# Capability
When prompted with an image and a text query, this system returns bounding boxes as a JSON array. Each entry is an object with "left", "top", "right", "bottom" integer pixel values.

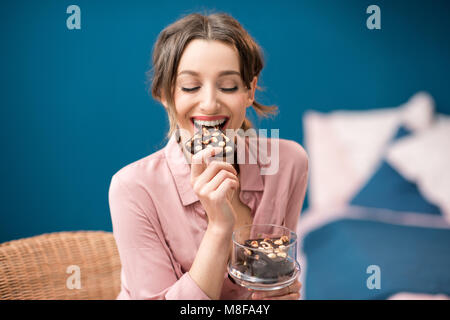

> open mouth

[{"left": 191, "top": 117, "right": 229, "bottom": 132}]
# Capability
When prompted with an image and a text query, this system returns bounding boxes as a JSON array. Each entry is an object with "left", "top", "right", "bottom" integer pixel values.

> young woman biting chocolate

[{"left": 108, "top": 12, "right": 308, "bottom": 300}]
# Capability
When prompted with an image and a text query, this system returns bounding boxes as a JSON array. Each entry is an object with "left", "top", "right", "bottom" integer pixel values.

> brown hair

[{"left": 147, "top": 11, "right": 278, "bottom": 139}]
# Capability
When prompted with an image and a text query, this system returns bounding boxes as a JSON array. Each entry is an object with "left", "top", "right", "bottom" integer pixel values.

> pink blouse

[{"left": 108, "top": 133, "right": 308, "bottom": 300}]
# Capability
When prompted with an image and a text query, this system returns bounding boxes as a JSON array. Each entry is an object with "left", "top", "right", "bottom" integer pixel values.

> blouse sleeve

[
  {"left": 283, "top": 143, "right": 309, "bottom": 233},
  {"left": 108, "top": 174, "right": 211, "bottom": 300}
]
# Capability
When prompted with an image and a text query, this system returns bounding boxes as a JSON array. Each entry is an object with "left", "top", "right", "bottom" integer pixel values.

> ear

[
  {"left": 160, "top": 91, "right": 168, "bottom": 110},
  {"left": 246, "top": 76, "right": 258, "bottom": 107}
]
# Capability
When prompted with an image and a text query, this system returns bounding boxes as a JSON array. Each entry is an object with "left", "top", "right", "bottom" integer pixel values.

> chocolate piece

[
  {"left": 185, "top": 125, "right": 235, "bottom": 157},
  {"left": 234, "top": 236, "right": 294, "bottom": 283}
]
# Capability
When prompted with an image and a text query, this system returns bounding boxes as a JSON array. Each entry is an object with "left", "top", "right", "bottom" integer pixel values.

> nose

[{"left": 199, "top": 83, "right": 220, "bottom": 113}]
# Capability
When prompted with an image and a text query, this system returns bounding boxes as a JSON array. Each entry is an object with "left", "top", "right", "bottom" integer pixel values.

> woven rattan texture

[{"left": 0, "top": 231, "right": 121, "bottom": 300}]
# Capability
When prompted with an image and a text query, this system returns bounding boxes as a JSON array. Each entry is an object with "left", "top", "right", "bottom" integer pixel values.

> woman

[{"left": 109, "top": 12, "right": 308, "bottom": 300}]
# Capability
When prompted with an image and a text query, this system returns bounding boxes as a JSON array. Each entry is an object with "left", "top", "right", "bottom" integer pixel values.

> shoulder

[
  {"left": 108, "top": 148, "right": 171, "bottom": 222},
  {"left": 109, "top": 148, "right": 167, "bottom": 198},
  {"left": 260, "top": 137, "right": 308, "bottom": 176},
  {"left": 278, "top": 138, "right": 308, "bottom": 171}
]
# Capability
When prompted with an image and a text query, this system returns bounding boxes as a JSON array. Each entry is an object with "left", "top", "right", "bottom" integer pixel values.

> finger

[
  {"left": 211, "top": 177, "right": 239, "bottom": 201},
  {"left": 191, "top": 147, "right": 224, "bottom": 179},
  {"left": 199, "top": 169, "right": 239, "bottom": 196},
  {"left": 252, "top": 280, "right": 301, "bottom": 300},
  {"left": 263, "top": 293, "right": 300, "bottom": 300},
  {"left": 290, "top": 279, "right": 302, "bottom": 292},
  {"left": 193, "top": 160, "right": 238, "bottom": 190},
  {"left": 252, "top": 287, "right": 289, "bottom": 300}
]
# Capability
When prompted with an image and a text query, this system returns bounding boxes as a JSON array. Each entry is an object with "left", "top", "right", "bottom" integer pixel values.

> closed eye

[
  {"left": 221, "top": 86, "right": 238, "bottom": 92},
  {"left": 181, "top": 86, "right": 238, "bottom": 93},
  {"left": 181, "top": 87, "right": 200, "bottom": 92}
]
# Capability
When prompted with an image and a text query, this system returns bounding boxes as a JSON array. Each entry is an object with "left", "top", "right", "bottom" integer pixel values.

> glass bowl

[{"left": 227, "top": 224, "right": 300, "bottom": 291}]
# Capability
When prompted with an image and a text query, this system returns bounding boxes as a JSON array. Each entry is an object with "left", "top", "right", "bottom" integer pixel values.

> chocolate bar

[
  {"left": 234, "top": 236, "right": 295, "bottom": 283},
  {"left": 185, "top": 125, "right": 235, "bottom": 157}
]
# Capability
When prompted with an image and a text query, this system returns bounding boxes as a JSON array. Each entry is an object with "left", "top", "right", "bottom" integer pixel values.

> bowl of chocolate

[{"left": 228, "top": 224, "right": 300, "bottom": 291}]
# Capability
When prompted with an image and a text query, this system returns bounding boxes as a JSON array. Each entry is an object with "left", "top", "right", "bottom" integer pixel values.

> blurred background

[{"left": 1, "top": 0, "right": 449, "bottom": 299}]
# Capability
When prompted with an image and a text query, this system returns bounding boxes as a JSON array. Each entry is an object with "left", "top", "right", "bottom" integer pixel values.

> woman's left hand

[{"left": 249, "top": 279, "right": 302, "bottom": 300}]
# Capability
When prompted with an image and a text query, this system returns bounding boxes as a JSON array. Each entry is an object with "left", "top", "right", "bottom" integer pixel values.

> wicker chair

[{"left": 0, "top": 231, "right": 121, "bottom": 300}]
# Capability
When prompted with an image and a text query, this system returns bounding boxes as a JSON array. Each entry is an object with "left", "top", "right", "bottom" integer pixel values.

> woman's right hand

[{"left": 190, "top": 147, "right": 240, "bottom": 233}]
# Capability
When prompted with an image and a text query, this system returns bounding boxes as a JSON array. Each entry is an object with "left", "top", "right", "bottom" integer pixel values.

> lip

[
  {"left": 190, "top": 116, "right": 230, "bottom": 132},
  {"left": 191, "top": 115, "right": 229, "bottom": 121}
]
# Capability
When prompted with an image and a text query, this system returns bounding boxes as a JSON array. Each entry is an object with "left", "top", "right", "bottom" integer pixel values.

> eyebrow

[{"left": 177, "top": 70, "right": 241, "bottom": 77}]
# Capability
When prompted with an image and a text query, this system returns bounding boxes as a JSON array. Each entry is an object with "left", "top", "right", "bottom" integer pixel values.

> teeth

[{"left": 193, "top": 118, "right": 227, "bottom": 127}]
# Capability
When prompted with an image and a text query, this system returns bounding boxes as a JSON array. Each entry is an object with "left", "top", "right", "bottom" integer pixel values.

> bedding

[
  {"left": 298, "top": 92, "right": 450, "bottom": 299},
  {"left": 303, "top": 92, "right": 435, "bottom": 212},
  {"left": 386, "top": 115, "right": 450, "bottom": 222},
  {"left": 350, "top": 125, "right": 441, "bottom": 215},
  {"left": 300, "top": 209, "right": 450, "bottom": 300}
]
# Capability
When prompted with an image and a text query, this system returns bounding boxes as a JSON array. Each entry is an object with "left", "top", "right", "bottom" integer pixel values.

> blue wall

[{"left": 1, "top": 0, "right": 449, "bottom": 243}]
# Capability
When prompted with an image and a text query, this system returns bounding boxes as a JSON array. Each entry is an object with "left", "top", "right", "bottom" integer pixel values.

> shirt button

[{"left": 242, "top": 193, "right": 250, "bottom": 201}]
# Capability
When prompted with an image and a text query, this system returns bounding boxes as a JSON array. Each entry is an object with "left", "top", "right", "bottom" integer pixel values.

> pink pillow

[{"left": 303, "top": 92, "right": 435, "bottom": 212}]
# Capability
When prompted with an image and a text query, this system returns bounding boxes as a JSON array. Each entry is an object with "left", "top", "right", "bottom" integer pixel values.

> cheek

[
  {"left": 173, "top": 94, "right": 192, "bottom": 118},
  {"left": 173, "top": 91, "right": 248, "bottom": 119},
  {"left": 231, "top": 95, "right": 249, "bottom": 118},
  {"left": 225, "top": 93, "right": 248, "bottom": 109}
]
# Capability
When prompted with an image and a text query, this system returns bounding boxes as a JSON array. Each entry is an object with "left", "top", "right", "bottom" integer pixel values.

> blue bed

[{"left": 299, "top": 108, "right": 450, "bottom": 299}]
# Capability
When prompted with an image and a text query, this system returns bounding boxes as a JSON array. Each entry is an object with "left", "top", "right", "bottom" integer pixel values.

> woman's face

[{"left": 164, "top": 39, "right": 257, "bottom": 142}]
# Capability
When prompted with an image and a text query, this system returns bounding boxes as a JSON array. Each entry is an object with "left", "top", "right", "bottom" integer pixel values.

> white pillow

[
  {"left": 386, "top": 115, "right": 450, "bottom": 222},
  {"left": 303, "top": 92, "right": 435, "bottom": 212}
]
